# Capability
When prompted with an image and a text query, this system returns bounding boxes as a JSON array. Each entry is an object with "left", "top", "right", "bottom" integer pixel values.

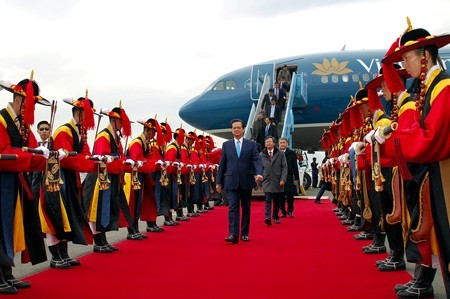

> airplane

[{"left": 179, "top": 48, "right": 450, "bottom": 151}]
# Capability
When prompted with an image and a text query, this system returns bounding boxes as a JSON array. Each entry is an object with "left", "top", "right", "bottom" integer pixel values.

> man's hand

[
  {"left": 216, "top": 184, "right": 222, "bottom": 194},
  {"left": 57, "top": 149, "right": 67, "bottom": 160},
  {"left": 36, "top": 146, "right": 49, "bottom": 159},
  {"left": 255, "top": 175, "right": 263, "bottom": 182},
  {"left": 280, "top": 181, "right": 285, "bottom": 187}
]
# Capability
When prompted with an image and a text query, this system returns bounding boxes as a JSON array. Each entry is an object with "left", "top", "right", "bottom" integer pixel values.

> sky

[{"left": 1, "top": 0, "right": 450, "bottom": 148}]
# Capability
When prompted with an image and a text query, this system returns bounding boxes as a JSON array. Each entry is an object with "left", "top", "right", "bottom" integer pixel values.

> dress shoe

[
  {"left": 274, "top": 219, "right": 280, "bottom": 224},
  {"left": 378, "top": 258, "right": 406, "bottom": 271},
  {"left": 0, "top": 282, "right": 17, "bottom": 294},
  {"left": 241, "top": 236, "right": 249, "bottom": 242},
  {"left": 280, "top": 213, "right": 287, "bottom": 218},
  {"left": 64, "top": 258, "right": 81, "bottom": 266},
  {"left": 127, "top": 233, "right": 144, "bottom": 240},
  {"left": 364, "top": 245, "right": 386, "bottom": 254},
  {"left": 93, "top": 244, "right": 113, "bottom": 253},
  {"left": 176, "top": 215, "right": 190, "bottom": 221},
  {"left": 264, "top": 218, "right": 272, "bottom": 226},
  {"left": 225, "top": 235, "right": 238, "bottom": 244},
  {"left": 337, "top": 215, "right": 347, "bottom": 220},
  {"left": 314, "top": 200, "right": 323, "bottom": 204},
  {"left": 50, "top": 259, "right": 71, "bottom": 270},
  {"left": 138, "top": 232, "right": 148, "bottom": 239},
  {"left": 288, "top": 212, "right": 294, "bottom": 217},
  {"left": 6, "top": 278, "right": 31, "bottom": 289},
  {"left": 147, "top": 226, "right": 165, "bottom": 232},
  {"left": 332, "top": 207, "right": 340, "bottom": 213}
]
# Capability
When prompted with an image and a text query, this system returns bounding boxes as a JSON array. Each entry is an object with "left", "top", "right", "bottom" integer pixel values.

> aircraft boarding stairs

[{"left": 244, "top": 72, "right": 309, "bottom": 193}]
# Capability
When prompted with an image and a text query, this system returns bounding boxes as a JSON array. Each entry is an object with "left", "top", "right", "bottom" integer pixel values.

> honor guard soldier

[
  {"left": 0, "top": 73, "right": 50, "bottom": 294},
  {"left": 40, "top": 95, "right": 97, "bottom": 269},
  {"left": 84, "top": 102, "right": 140, "bottom": 253},
  {"left": 379, "top": 20, "right": 450, "bottom": 298},
  {"left": 124, "top": 118, "right": 160, "bottom": 237}
]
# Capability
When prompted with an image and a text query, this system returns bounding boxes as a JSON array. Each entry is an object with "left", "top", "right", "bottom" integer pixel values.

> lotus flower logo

[{"left": 312, "top": 58, "right": 353, "bottom": 75}]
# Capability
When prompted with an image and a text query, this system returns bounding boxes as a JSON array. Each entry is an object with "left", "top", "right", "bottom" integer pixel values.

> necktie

[
  {"left": 236, "top": 140, "right": 241, "bottom": 158},
  {"left": 269, "top": 151, "right": 273, "bottom": 158}
]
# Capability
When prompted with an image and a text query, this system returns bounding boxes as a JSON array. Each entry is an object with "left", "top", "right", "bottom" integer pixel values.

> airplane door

[{"left": 250, "top": 63, "right": 275, "bottom": 100}]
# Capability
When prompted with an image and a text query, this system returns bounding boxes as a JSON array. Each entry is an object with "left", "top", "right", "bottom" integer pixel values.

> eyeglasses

[{"left": 39, "top": 127, "right": 50, "bottom": 131}]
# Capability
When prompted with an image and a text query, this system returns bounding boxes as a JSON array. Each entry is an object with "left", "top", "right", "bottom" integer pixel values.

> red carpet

[{"left": 16, "top": 200, "right": 411, "bottom": 299}]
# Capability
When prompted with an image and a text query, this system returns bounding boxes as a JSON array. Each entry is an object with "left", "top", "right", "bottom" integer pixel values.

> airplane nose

[{"left": 179, "top": 91, "right": 251, "bottom": 131}]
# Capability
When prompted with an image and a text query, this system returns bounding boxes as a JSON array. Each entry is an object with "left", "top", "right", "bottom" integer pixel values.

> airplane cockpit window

[
  {"left": 342, "top": 75, "right": 349, "bottom": 83},
  {"left": 213, "top": 81, "right": 225, "bottom": 91},
  {"left": 321, "top": 76, "right": 328, "bottom": 84},
  {"left": 331, "top": 75, "right": 338, "bottom": 83},
  {"left": 225, "top": 80, "right": 237, "bottom": 90}
]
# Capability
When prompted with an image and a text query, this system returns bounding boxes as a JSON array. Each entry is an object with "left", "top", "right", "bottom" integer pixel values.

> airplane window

[
  {"left": 213, "top": 81, "right": 224, "bottom": 91},
  {"left": 352, "top": 74, "right": 359, "bottom": 82},
  {"left": 331, "top": 75, "right": 338, "bottom": 83},
  {"left": 342, "top": 75, "right": 349, "bottom": 83},
  {"left": 362, "top": 74, "right": 370, "bottom": 82},
  {"left": 321, "top": 76, "right": 328, "bottom": 84},
  {"left": 226, "top": 80, "right": 237, "bottom": 90}
]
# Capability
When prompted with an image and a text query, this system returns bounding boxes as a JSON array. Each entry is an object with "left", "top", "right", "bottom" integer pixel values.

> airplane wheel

[{"left": 303, "top": 173, "right": 312, "bottom": 190}]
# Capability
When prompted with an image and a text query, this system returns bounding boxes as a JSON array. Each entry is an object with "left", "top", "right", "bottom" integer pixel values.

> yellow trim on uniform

[
  {"left": 430, "top": 78, "right": 450, "bottom": 106},
  {"left": 398, "top": 101, "right": 416, "bottom": 116},
  {"left": 13, "top": 194, "right": 25, "bottom": 254},
  {"left": 53, "top": 120, "right": 75, "bottom": 139},
  {"left": 87, "top": 179, "right": 100, "bottom": 222},
  {"left": 123, "top": 173, "right": 132, "bottom": 204},
  {"left": 38, "top": 197, "right": 53, "bottom": 234},
  {"left": 59, "top": 194, "right": 71, "bottom": 232}
]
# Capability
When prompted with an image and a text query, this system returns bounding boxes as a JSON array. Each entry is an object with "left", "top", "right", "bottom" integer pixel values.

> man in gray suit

[
  {"left": 216, "top": 119, "right": 263, "bottom": 243},
  {"left": 260, "top": 136, "right": 287, "bottom": 225}
]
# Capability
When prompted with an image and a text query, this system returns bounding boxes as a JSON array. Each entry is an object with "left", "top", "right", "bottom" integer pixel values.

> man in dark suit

[
  {"left": 216, "top": 119, "right": 263, "bottom": 243},
  {"left": 263, "top": 117, "right": 278, "bottom": 142},
  {"left": 265, "top": 99, "right": 281, "bottom": 126},
  {"left": 262, "top": 88, "right": 277, "bottom": 110},
  {"left": 273, "top": 82, "right": 286, "bottom": 110},
  {"left": 278, "top": 138, "right": 299, "bottom": 217}
]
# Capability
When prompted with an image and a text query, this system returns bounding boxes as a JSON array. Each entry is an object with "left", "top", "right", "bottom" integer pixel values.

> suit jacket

[
  {"left": 273, "top": 88, "right": 285, "bottom": 106},
  {"left": 284, "top": 148, "right": 300, "bottom": 184},
  {"left": 263, "top": 123, "right": 278, "bottom": 141},
  {"left": 265, "top": 104, "right": 281, "bottom": 124},
  {"left": 260, "top": 147, "right": 287, "bottom": 193},
  {"left": 262, "top": 94, "right": 278, "bottom": 109},
  {"left": 216, "top": 138, "right": 262, "bottom": 190}
]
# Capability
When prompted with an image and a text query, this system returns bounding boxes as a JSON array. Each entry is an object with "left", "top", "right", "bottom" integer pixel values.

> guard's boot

[
  {"left": 395, "top": 264, "right": 420, "bottom": 293},
  {"left": 0, "top": 265, "right": 30, "bottom": 290},
  {"left": 101, "top": 232, "right": 119, "bottom": 250},
  {"left": 378, "top": 250, "right": 406, "bottom": 271},
  {"left": 176, "top": 208, "right": 190, "bottom": 221},
  {"left": 49, "top": 244, "right": 71, "bottom": 269},
  {"left": 364, "top": 233, "right": 386, "bottom": 254},
  {"left": 396, "top": 264, "right": 436, "bottom": 298},
  {"left": 347, "top": 215, "right": 363, "bottom": 231},
  {"left": 354, "top": 231, "right": 373, "bottom": 240},
  {"left": 93, "top": 233, "right": 112, "bottom": 253},
  {"left": 147, "top": 221, "right": 165, "bottom": 232},
  {"left": 58, "top": 241, "right": 81, "bottom": 266},
  {"left": 0, "top": 268, "right": 17, "bottom": 294},
  {"left": 127, "top": 227, "right": 143, "bottom": 240}
]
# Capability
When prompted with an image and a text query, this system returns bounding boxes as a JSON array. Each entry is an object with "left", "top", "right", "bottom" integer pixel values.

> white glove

[
  {"left": 172, "top": 161, "right": 180, "bottom": 167},
  {"left": 125, "top": 159, "right": 135, "bottom": 167},
  {"left": 342, "top": 153, "right": 349, "bottom": 164},
  {"left": 200, "top": 164, "right": 205, "bottom": 169},
  {"left": 193, "top": 165, "right": 197, "bottom": 170},
  {"left": 180, "top": 162, "right": 185, "bottom": 168},
  {"left": 364, "top": 130, "right": 375, "bottom": 145},
  {"left": 374, "top": 129, "right": 386, "bottom": 144},
  {"left": 329, "top": 158, "right": 334, "bottom": 164},
  {"left": 136, "top": 161, "right": 144, "bottom": 168},
  {"left": 36, "top": 146, "right": 49, "bottom": 159},
  {"left": 57, "top": 148, "right": 67, "bottom": 160},
  {"left": 156, "top": 160, "right": 164, "bottom": 166},
  {"left": 105, "top": 155, "right": 115, "bottom": 164},
  {"left": 187, "top": 164, "right": 192, "bottom": 169}
]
